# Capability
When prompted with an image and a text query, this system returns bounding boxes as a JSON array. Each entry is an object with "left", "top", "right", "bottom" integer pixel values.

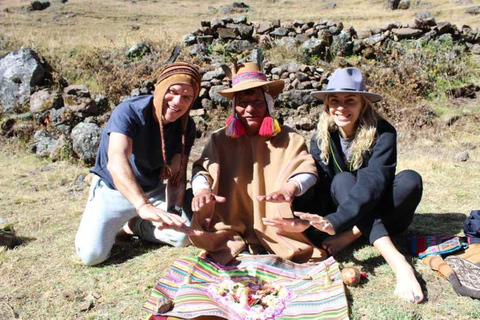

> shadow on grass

[
  {"left": 99, "top": 237, "right": 166, "bottom": 266},
  {"left": 10, "top": 236, "right": 36, "bottom": 248},
  {"left": 406, "top": 212, "right": 468, "bottom": 236}
]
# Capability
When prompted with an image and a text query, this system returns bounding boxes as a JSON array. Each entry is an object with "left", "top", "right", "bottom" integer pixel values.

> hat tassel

[
  {"left": 259, "top": 116, "right": 281, "bottom": 137},
  {"left": 225, "top": 115, "right": 246, "bottom": 138}
]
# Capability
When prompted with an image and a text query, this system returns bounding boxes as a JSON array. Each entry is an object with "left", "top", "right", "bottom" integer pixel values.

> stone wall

[
  {"left": 1, "top": 16, "right": 479, "bottom": 164},
  {"left": 185, "top": 15, "right": 479, "bottom": 116}
]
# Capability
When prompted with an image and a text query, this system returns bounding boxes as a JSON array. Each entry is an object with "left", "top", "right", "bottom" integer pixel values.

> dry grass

[
  {"left": 399, "top": 119, "right": 480, "bottom": 217},
  {"left": 0, "top": 139, "right": 202, "bottom": 318},
  {"left": 1, "top": 0, "right": 480, "bottom": 319},
  {"left": 0, "top": 116, "right": 479, "bottom": 319},
  {"left": 1, "top": 0, "right": 479, "bottom": 56}
]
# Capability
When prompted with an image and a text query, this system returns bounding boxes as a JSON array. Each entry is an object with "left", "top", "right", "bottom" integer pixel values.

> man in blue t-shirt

[{"left": 75, "top": 62, "right": 202, "bottom": 266}]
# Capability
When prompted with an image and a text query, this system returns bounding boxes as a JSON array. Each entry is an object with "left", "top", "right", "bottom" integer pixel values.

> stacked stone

[
  {"left": 184, "top": 16, "right": 480, "bottom": 60},
  {"left": 184, "top": 16, "right": 256, "bottom": 56},
  {"left": 2, "top": 16, "right": 480, "bottom": 164},
  {"left": 0, "top": 48, "right": 107, "bottom": 164},
  {"left": 192, "top": 60, "right": 327, "bottom": 109},
  {"left": 30, "top": 84, "right": 106, "bottom": 164}
]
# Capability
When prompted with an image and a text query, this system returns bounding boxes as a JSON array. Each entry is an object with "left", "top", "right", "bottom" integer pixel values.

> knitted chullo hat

[{"left": 153, "top": 62, "right": 201, "bottom": 180}]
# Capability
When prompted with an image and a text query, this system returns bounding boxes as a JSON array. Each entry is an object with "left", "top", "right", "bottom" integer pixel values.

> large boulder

[
  {"left": 70, "top": 122, "right": 102, "bottom": 165},
  {"left": 387, "top": 0, "right": 401, "bottom": 10},
  {"left": 0, "top": 48, "right": 51, "bottom": 114},
  {"left": 363, "top": 34, "right": 386, "bottom": 47},
  {"left": 31, "top": 0, "right": 50, "bottom": 10}
]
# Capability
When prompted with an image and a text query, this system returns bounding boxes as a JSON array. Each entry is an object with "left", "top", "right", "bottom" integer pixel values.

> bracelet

[{"left": 136, "top": 202, "right": 150, "bottom": 212}]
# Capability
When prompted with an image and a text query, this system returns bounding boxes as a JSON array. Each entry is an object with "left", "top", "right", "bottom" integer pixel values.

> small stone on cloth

[{"left": 154, "top": 296, "right": 173, "bottom": 314}]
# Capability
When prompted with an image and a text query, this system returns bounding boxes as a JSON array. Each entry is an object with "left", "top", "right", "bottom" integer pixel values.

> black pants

[{"left": 295, "top": 170, "right": 423, "bottom": 246}]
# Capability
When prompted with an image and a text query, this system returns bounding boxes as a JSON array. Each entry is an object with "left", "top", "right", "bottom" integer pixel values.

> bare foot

[
  {"left": 393, "top": 259, "right": 424, "bottom": 303},
  {"left": 116, "top": 217, "right": 138, "bottom": 238},
  {"left": 322, "top": 227, "right": 362, "bottom": 255}
]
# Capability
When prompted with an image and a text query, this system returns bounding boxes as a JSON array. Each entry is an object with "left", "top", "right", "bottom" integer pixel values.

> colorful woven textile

[
  {"left": 445, "top": 256, "right": 480, "bottom": 299},
  {"left": 409, "top": 236, "right": 469, "bottom": 258},
  {"left": 143, "top": 254, "right": 348, "bottom": 319}
]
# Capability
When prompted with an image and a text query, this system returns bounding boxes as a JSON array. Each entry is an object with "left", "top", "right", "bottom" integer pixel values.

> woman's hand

[
  {"left": 294, "top": 212, "right": 336, "bottom": 235},
  {"left": 262, "top": 216, "right": 310, "bottom": 233},
  {"left": 192, "top": 189, "right": 226, "bottom": 212},
  {"left": 257, "top": 181, "right": 299, "bottom": 203}
]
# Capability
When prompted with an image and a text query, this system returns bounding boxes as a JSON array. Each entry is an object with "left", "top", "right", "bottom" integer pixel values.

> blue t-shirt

[{"left": 91, "top": 95, "right": 196, "bottom": 191}]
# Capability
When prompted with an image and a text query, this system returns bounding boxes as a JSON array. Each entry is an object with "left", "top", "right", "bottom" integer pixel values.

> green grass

[
  {"left": 1, "top": 117, "right": 480, "bottom": 319},
  {"left": 1, "top": 0, "right": 480, "bottom": 318}
]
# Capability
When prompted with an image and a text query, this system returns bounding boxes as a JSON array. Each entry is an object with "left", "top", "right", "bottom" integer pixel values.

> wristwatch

[{"left": 168, "top": 205, "right": 182, "bottom": 215}]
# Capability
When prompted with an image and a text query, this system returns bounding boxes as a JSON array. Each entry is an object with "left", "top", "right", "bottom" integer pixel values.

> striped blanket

[
  {"left": 143, "top": 254, "right": 348, "bottom": 319},
  {"left": 409, "top": 236, "right": 469, "bottom": 258}
]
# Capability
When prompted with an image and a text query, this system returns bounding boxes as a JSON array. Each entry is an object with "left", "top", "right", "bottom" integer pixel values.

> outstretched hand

[
  {"left": 257, "top": 181, "right": 299, "bottom": 203},
  {"left": 294, "top": 212, "right": 336, "bottom": 235},
  {"left": 262, "top": 216, "right": 310, "bottom": 233},
  {"left": 192, "top": 189, "right": 226, "bottom": 212},
  {"left": 137, "top": 204, "right": 203, "bottom": 236}
]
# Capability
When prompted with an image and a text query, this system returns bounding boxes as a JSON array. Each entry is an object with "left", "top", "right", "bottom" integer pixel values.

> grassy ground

[
  {"left": 1, "top": 0, "right": 480, "bottom": 319},
  {"left": 0, "top": 116, "right": 479, "bottom": 319}
]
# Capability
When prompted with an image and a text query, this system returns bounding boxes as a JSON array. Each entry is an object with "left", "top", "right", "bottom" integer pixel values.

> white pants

[{"left": 75, "top": 175, "right": 190, "bottom": 266}]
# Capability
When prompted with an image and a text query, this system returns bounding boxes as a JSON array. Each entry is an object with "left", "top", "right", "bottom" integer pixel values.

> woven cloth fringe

[{"left": 409, "top": 236, "right": 469, "bottom": 258}]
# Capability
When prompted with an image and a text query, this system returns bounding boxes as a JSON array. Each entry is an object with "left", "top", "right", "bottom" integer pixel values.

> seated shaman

[{"left": 188, "top": 62, "right": 327, "bottom": 264}]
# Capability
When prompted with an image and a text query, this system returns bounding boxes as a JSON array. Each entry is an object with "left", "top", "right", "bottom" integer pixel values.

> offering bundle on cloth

[{"left": 143, "top": 253, "right": 349, "bottom": 320}]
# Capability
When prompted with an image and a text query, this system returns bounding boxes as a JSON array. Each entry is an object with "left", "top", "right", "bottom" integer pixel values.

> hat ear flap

[
  {"left": 264, "top": 92, "right": 274, "bottom": 113},
  {"left": 225, "top": 97, "right": 246, "bottom": 138}
]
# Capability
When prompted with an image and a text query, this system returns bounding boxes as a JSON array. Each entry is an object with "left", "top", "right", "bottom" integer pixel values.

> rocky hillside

[{"left": 0, "top": 8, "right": 479, "bottom": 165}]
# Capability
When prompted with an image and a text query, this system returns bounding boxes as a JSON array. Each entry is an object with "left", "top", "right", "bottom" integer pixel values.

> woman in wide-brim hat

[
  {"left": 265, "top": 67, "right": 425, "bottom": 303},
  {"left": 187, "top": 62, "right": 326, "bottom": 265}
]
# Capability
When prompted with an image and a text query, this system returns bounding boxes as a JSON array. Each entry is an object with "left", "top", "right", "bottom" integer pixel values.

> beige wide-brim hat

[{"left": 219, "top": 62, "right": 285, "bottom": 99}]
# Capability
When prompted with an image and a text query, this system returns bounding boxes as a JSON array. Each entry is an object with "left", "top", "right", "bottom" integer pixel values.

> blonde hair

[{"left": 316, "top": 95, "right": 384, "bottom": 171}]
